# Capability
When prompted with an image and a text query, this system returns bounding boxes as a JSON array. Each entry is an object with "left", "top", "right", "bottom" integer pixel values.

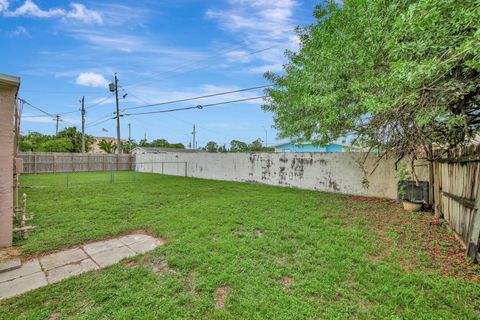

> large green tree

[
  {"left": 264, "top": 0, "right": 480, "bottom": 169},
  {"left": 205, "top": 141, "right": 219, "bottom": 153},
  {"left": 19, "top": 127, "right": 94, "bottom": 153}
]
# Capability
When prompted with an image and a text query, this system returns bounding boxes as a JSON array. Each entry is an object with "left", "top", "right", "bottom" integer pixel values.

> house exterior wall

[
  {"left": 135, "top": 151, "right": 430, "bottom": 200},
  {"left": 274, "top": 143, "right": 344, "bottom": 153},
  {"left": 0, "top": 77, "right": 19, "bottom": 247}
]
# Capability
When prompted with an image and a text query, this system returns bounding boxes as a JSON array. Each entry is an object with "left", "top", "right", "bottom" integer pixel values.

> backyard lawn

[{"left": 1, "top": 172, "right": 480, "bottom": 319}]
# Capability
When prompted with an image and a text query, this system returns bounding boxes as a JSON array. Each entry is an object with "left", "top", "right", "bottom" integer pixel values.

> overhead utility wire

[
  {"left": 124, "top": 41, "right": 248, "bottom": 88},
  {"left": 123, "top": 85, "right": 272, "bottom": 111},
  {"left": 20, "top": 98, "right": 55, "bottom": 117},
  {"left": 86, "top": 117, "right": 114, "bottom": 128},
  {"left": 20, "top": 93, "right": 114, "bottom": 119},
  {"left": 123, "top": 96, "right": 267, "bottom": 117},
  {"left": 126, "top": 46, "right": 275, "bottom": 89}
]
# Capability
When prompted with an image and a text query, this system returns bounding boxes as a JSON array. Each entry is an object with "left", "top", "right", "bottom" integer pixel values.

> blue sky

[{"left": 1, "top": 0, "right": 318, "bottom": 147}]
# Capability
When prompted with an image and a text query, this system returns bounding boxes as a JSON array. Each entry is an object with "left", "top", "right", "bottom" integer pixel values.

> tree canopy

[
  {"left": 264, "top": 0, "right": 480, "bottom": 167},
  {"left": 20, "top": 127, "right": 93, "bottom": 153},
  {"left": 138, "top": 138, "right": 185, "bottom": 149}
]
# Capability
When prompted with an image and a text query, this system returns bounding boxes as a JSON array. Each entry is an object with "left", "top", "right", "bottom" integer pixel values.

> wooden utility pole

[
  {"left": 55, "top": 115, "right": 61, "bottom": 135},
  {"left": 81, "top": 96, "right": 86, "bottom": 153},
  {"left": 192, "top": 124, "right": 196, "bottom": 150},
  {"left": 127, "top": 123, "right": 131, "bottom": 153},
  {"left": 114, "top": 73, "right": 122, "bottom": 154}
]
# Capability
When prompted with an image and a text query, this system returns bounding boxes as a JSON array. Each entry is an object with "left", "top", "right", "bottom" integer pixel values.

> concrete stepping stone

[
  {"left": 118, "top": 234, "right": 155, "bottom": 246},
  {"left": 83, "top": 239, "right": 124, "bottom": 256},
  {"left": 0, "top": 259, "right": 42, "bottom": 283},
  {"left": 0, "top": 259, "right": 21, "bottom": 274},
  {"left": 0, "top": 272, "right": 47, "bottom": 300},
  {"left": 90, "top": 246, "right": 136, "bottom": 268},
  {"left": 40, "top": 248, "right": 87, "bottom": 271},
  {"left": 128, "top": 238, "right": 164, "bottom": 254},
  {"left": 0, "top": 234, "right": 163, "bottom": 300},
  {"left": 47, "top": 259, "right": 98, "bottom": 284}
]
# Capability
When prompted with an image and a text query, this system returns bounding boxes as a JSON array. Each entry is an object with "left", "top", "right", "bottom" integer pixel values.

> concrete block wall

[{"left": 135, "top": 152, "right": 430, "bottom": 199}]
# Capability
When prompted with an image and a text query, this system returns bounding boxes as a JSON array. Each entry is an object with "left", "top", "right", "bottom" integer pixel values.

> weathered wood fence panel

[
  {"left": 19, "top": 152, "right": 133, "bottom": 173},
  {"left": 433, "top": 145, "right": 480, "bottom": 260}
]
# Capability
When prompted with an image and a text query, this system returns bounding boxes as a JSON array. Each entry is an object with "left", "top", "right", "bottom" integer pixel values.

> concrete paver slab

[
  {"left": 83, "top": 239, "right": 124, "bottom": 255},
  {"left": 40, "top": 248, "right": 87, "bottom": 271},
  {"left": 118, "top": 234, "right": 154, "bottom": 246},
  {"left": 90, "top": 246, "right": 136, "bottom": 267},
  {"left": 0, "top": 234, "right": 164, "bottom": 300},
  {"left": 0, "top": 272, "right": 47, "bottom": 300},
  {"left": 128, "top": 238, "right": 164, "bottom": 254},
  {"left": 0, "top": 259, "right": 42, "bottom": 283},
  {"left": 47, "top": 259, "right": 98, "bottom": 284},
  {"left": 0, "top": 259, "right": 21, "bottom": 274}
]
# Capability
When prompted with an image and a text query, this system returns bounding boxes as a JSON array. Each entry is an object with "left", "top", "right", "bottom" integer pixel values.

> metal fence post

[{"left": 110, "top": 162, "right": 114, "bottom": 184}]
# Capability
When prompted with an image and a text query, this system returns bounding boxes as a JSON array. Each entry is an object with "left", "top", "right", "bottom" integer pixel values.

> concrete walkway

[{"left": 0, "top": 234, "right": 163, "bottom": 300}]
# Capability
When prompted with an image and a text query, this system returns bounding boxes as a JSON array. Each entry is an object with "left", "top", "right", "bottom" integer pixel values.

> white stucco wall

[{"left": 135, "top": 152, "right": 430, "bottom": 200}]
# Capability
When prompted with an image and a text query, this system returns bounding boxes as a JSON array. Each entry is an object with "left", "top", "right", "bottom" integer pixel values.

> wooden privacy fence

[
  {"left": 432, "top": 144, "right": 480, "bottom": 261},
  {"left": 19, "top": 152, "right": 134, "bottom": 173}
]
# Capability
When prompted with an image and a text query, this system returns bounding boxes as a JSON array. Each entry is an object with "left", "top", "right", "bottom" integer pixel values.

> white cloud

[
  {"left": 0, "top": 0, "right": 9, "bottom": 12},
  {"left": 3, "top": 1, "right": 102, "bottom": 24},
  {"left": 5, "top": 0, "right": 65, "bottom": 18},
  {"left": 64, "top": 3, "right": 102, "bottom": 24},
  {"left": 76, "top": 72, "right": 109, "bottom": 88},
  {"left": 206, "top": 0, "right": 299, "bottom": 73},
  {"left": 8, "top": 26, "right": 30, "bottom": 37}
]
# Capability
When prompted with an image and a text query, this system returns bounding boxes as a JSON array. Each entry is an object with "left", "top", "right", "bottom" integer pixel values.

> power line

[
  {"left": 125, "top": 46, "right": 275, "bottom": 89},
  {"left": 123, "top": 96, "right": 267, "bottom": 117},
  {"left": 123, "top": 84, "right": 272, "bottom": 111},
  {"left": 85, "top": 114, "right": 114, "bottom": 128},
  {"left": 20, "top": 98, "right": 55, "bottom": 117},
  {"left": 124, "top": 41, "right": 248, "bottom": 89},
  {"left": 85, "top": 93, "right": 115, "bottom": 110}
]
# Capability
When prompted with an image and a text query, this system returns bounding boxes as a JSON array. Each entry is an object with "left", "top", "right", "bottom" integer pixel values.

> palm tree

[{"left": 98, "top": 139, "right": 117, "bottom": 154}]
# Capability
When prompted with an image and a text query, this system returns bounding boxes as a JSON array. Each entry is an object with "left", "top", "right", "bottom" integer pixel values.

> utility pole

[
  {"left": 112, "top": 73, "right": 122, "bottom": 154},
  {"left": 81, "top": 96, "right": 86, "bottom": 153},
  {"left": 192, "top": 124, "right": 196, "bottom": 150},
  {"left": 127, "top": 123, "right": 131, "bottom": 153},
  {"left": 55, "top": 115, "right": 60, "bottom": 135}
]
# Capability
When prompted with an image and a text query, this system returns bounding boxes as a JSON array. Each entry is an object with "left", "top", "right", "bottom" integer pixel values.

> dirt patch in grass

[
  {"left": 255, "top": 229, "right": 263, "bottom": 238},
  {"left": 126, "top": 255, "right": 175, "bottom": 274},
  {"left": 48, "top": 312, "right": 61, "bottom": 320},
  {"left": 346, "top": 196, "right": 480, "bottom": 282},
  {"left": 279, "top": 276, "right": 295, "bottom": 291},
  {"left": 0, "top": 246, "right": 22, "bottom": 263},
  {"left": 214, "top": 286, "right": 229, "bottom": 310}
]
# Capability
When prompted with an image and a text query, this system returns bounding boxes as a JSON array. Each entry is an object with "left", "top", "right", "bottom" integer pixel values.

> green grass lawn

[{"left": 2, "top": 172, "right": 480, "bottom": 319}]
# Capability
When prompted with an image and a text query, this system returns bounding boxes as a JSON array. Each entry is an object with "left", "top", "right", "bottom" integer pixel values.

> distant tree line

[
  {"left": 19, "top": 127, "right": 274, "bottom": 154},
  {"left": 20, "top": 127, "right": 94, "bottom": 153},
  {"left": 19, "top": 127, "right": 186, "bottom": 154},
  {"left": 202, "top": 138, "right": 274, "bottom": 153}
]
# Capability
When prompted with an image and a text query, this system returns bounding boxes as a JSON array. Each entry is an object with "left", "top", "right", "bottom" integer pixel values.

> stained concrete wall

[
  {"left": 135, "top": 152, "right": 429, "bottom": 199},
  {"left": 0, "top": 75, "right": 20, "bottom": 247}
]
